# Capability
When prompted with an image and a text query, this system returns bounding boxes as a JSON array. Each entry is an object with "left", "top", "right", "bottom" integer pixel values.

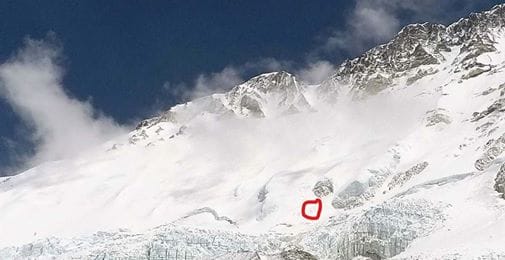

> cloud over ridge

[{"left": 0, "top": 36, "right": 126, "bottom": 171}]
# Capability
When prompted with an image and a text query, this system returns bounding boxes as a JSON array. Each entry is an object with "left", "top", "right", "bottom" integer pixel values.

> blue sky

[{"left": 0, "top": 0, "right": 503, "bottom": 174}]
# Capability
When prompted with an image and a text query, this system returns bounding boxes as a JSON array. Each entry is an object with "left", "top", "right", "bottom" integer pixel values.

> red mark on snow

[{"left": 301, "top": 198, "right": 322, "bottom": 221}]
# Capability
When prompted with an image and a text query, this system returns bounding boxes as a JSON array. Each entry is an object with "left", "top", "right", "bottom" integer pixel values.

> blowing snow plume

[{"left": 0, "top": 37, "right": 126, "bottom": 173}]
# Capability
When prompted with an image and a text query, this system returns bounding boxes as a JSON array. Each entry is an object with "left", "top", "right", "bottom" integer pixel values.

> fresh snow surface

[{"left": 2, "top": 7, "right": 505, "bottom": 260}]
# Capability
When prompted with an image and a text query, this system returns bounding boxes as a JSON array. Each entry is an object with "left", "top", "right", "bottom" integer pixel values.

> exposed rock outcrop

[
  {"left": 280, "top": 249, "right": 318, "bottom": 260},
  {"left": 387, "top": 162, "right": 429, "bottom": 191},
  {"left": 495, "top": 163, "right": 505, "bottom": 198},
  {"left": 225, "top": 71, "right": 311, "bottom": 117},
  {"left": 475, "top": 133, "right": 505, "bottom": 171},
  {"left": 312, "top": 178, "right": 334, "bottom": 198},
  {"left": 320, "top": 4, "right": 505, "bottom": 99},
  {"left": 425, "top": 110, "right": 451, "bottom": 126},
  {"left": 472, "top": 98, "right": 505, "bottom": 122}
]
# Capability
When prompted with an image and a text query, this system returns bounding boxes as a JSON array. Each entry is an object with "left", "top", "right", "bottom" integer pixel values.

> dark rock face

[
  {"left": 321, "top": 4, "right": 505, "bottom": 98},
  {"left": 328, "top": 23, "right": 449, "bottom": 97},
  {"left": 387, "top": 162, "right": 429, "bottom": 191},
  {"left": 280, "top": 249, "right": 318, "bottom": 260},
  {"left": 463, "top": 65, "right": 492, "bottom": 79},
  {"left": 475, "top": 133, "right": 505, "bottom": 171},
  {"left": 459, "top": 35, "right": 497, "bottom": 62},
  {"left": 472, "top": 98, "right": 505, "bottom": 122},
  {"left": 406, "top": 68, "right": 438, "bottom": 85},
  {"left": 312, "top": 178, "right": 334, "bottom": 198},
  {"left": 495, "top": 163, "right": 505, "bottom": 198},
  {"left": 425, "top": 110, "right": 451, "bottom": 127},
  {"left": 226, "top": 71, "right": 311, "bottom": 117},
  {"left": 257, "top": 185, "right": 268, "bottom": 203},
  {"left": 239, "top": 95, "right": 265, "bottom": 117}
]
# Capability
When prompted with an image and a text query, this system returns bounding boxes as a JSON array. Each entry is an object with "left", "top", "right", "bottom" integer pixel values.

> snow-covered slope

[{"left": 2, "top": 4, "right": 505, "bottom": 260}]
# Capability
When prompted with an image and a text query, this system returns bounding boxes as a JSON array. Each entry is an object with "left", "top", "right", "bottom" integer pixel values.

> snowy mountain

[{"left": 2, "top": 4, "right": 505, "bottom": 259}]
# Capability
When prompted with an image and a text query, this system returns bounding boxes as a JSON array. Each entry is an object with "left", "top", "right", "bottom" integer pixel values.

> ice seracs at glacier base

[{"left": 3, "top": 4, "right": 505, "bottom": 260}]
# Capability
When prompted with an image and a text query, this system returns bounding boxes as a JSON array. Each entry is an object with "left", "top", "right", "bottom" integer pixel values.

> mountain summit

[
  {"left": 321, "top": 4, "right": 505, "bottom": 99},
  {"left": 226, "top": 71, "right": 311, "bottom": 117},
  {"left": 2, "top": 4, "right": 505, "bottom": 260}
]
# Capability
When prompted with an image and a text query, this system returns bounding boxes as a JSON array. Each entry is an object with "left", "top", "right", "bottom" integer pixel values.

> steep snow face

[{"left": 2, "top": 4, "right": 505, "bottom": 260}]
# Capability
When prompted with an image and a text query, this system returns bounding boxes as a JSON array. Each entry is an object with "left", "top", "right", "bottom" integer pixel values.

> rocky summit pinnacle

[
  {"left": 225, "top": 71, "right": 311, "bottom": 117},
  {"left": 320, "top": 4, "right": 505, "bottom": 99},
  {"left": 131, "top": 71, "right": 311, "bottom": 140}
]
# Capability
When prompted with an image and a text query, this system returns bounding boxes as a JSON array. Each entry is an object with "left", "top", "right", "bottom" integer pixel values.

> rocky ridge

[{"left": 320, "top": 4, "right": 505, "bottom": 98}]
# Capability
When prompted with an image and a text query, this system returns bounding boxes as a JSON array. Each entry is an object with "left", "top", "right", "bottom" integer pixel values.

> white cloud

[
  {"left": 321, "top": 0, "right": 402, "bottom": 54},
  {"left": 163, "top": 57, "right": 293, "bottom": 101},
  {"left": 241, "top": 57, "right": 288, "bottom": 73},
  {"left": 297, "top": 61, "right": 336, "bottom": 85},
  {"left": 351, "top": 3, "right": 400, "bottom": 43},
  {"left": 0, "top": 37, "right": 126, "bottom": 169},
  {"left": 192, "top": 66, "right": 243, "bottom": 98},
  {"left": 161, "top": 57, "right": 337, "bottom": 103},
  {"left": 319, "top": 0, "right": 478, "bottom": 55}
]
